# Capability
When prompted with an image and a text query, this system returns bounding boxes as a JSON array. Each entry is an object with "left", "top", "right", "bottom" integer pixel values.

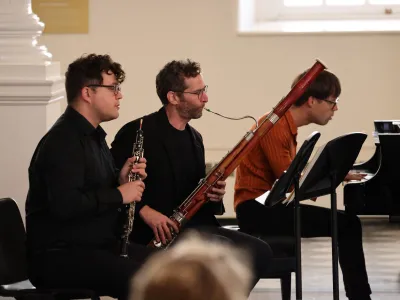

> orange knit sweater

[{"left": 234, "top": 111, "right": 298, "bottom": 210}]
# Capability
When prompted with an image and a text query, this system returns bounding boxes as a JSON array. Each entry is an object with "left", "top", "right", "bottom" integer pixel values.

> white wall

[{"left": 20, "top": 0, "right": 400, "bottom": 217}]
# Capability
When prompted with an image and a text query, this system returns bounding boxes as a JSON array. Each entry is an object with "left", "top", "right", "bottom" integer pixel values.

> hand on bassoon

[
  {"left": 206, "top": 180, "right": 226, "bottom": 202},
  {"left": 140, "top": 205, "right": 179, "bottom": 245}
]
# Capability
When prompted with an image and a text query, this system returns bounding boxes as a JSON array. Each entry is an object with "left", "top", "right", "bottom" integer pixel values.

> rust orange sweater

[{"left": 234, "top": 111, "right": 298, "bottom": 210}]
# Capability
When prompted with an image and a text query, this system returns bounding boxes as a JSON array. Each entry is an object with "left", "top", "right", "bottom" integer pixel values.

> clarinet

[
  {"left": 120, "top": 119, "right": 144, "bottom": 258},
  {"left": 148, "top": 60, "right": 326, "bottom": 250}
]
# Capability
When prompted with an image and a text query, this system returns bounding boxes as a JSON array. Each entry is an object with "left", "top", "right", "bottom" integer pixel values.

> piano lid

[
  {"left": 374, "top": 120, "right": 400, "bottom": 133},
  {"left": 373, "top": 120, "right": 400, "bottom": 144}
]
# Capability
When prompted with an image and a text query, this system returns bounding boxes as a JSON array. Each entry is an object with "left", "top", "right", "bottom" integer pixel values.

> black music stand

[
  {"left": 297, "top": 132, "right": 366, "bottom": 300},
  {"left": 263, "top": 131, "right": 321, "bottom": 300},
  {"left": 268, "top": 132, "right": 367, "bottom": 300}
]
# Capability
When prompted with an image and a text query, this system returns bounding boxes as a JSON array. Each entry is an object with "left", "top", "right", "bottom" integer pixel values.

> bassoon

[{"left": 149, "top": 60, "right": 326, "bottom": 249}]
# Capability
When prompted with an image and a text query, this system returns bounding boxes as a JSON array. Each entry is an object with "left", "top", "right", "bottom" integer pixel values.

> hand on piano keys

[{"left": 344, "top": 171, "right": 369, "bottom": 183}]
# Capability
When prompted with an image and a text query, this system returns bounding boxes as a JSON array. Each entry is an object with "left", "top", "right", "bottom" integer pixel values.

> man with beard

[{"left": 110, "top": 59, "right": 273, "bottom": 294}]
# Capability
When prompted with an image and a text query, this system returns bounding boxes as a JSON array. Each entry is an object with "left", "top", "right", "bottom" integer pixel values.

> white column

[{"left": 0, "top": 0, "right": 64, "bottom": 218}]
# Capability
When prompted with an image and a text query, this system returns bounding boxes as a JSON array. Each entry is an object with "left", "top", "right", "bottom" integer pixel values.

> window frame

[
  {"left": 239, "top": 0, "right": 400, "bottom": 34},
  {"left": 256, "top": 0, "right": 400, "bottom": 21}
]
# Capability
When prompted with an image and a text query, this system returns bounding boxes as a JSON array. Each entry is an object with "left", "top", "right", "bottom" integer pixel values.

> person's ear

[
  {"left": 306, "top": 96, "right": 315, "bottom": 108},
  {"left": 167, "top": 91, "right": 179, "bottom": 105},
  {"left": 81, "top": 87, "right": 92, "bottom": 104}
]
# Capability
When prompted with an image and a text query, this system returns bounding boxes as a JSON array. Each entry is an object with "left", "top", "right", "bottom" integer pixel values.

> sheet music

[
  {"left": 255, "top": 190, "right": 271, "bottom": 205},
  {"left": 282, "top": 191, "right": 294, "bottom": 205},
  {"left": 255, "top": 191, "right": 292, "bottom": 206},
  {"left": 283, "top": 143, "right": 327, "bottom": 205}
]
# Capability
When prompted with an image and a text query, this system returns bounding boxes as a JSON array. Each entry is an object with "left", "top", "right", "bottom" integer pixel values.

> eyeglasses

[
  {"left": 87, "top": 84, "right": 121, "bottom": 95},
  {"left": 321, "top": 97, "right": 339, "bottom": 109},
  {"left": 175, "top": 85, "right": 208, "bottom": 99}
]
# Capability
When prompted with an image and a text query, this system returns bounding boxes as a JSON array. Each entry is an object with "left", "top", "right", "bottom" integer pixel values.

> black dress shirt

[{"left": 26, "top": 106, "right": 124, "bottom": 253}]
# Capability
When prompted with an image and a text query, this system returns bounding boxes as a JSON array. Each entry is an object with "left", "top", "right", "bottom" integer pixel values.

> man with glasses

[
  {"left": 110, "top": 59, "right": 273, "bottom": 294},
  {"left": 234, "top": 69, "right": 372, "bottom": 300},
  {"left": 25, "top": 53, "right": 155, "bottom": 300}
]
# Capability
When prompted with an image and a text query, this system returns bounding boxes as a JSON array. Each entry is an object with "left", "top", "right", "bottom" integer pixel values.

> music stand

[
  {"left": 263, "top": 131, "right": 321, "bottom": 300},
  {"left": 271, "top": 132, "right": 367, "bottom": 300},
  {"left": 265, "top": 131, "right": 321, "bottom": 207}
]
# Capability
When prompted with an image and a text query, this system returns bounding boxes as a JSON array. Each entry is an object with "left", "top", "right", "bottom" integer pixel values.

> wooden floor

[{"left": 249, "top": 218, "right": 400, "bottom": 300}]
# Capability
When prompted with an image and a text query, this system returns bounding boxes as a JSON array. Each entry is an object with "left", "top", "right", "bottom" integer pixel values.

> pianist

[{"left": 234, "top": 69, "right": 372, "bottom": 300}]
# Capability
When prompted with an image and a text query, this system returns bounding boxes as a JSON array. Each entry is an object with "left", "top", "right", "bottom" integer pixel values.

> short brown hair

[{"left": 156, "top": 59, "right": 201, "bottom": 105}]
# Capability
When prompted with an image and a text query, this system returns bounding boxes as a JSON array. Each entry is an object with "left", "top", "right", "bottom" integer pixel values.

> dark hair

[
  {"left": 65, "top": 53, "right": 125, "bottom": 104},
  {"left": 156, "top": 59, "right": 201, "bottom": 105},
  {"left": 291, "top": 69, "right": 341, "bottom": 107}
]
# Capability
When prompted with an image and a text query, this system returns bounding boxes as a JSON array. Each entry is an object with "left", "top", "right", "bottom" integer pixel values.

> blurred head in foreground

[{"left": 130, "top": 231, "right": 253, "bottom": 300}]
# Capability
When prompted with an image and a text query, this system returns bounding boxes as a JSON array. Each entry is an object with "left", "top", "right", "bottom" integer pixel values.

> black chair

[
  {"left": 0, "top": 197, "right": 101, "bottom": 300},
  {"left": 254, "top": 234, "right": 295, "bottom": 300},
  {"left": 223, "top": 225, "right": 295, "bottom": 300}
]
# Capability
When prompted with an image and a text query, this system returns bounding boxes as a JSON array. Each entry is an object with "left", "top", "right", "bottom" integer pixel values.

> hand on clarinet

[
  {"left": 118, "top": 181, "right": 145, "bottom": 204},
  {"left": 140, "top": 205, "right": 180, "bottom": 245},
  {"left": 206, "top": 180, "right": 226, "bottom": 202},
  {"left": 119, "top": 157, "right": 147, "bottom": 184}
]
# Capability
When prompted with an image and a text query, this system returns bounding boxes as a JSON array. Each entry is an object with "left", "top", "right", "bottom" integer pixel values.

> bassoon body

[{"left": 149, "top": 60, "right": 326, "bottom": 249}]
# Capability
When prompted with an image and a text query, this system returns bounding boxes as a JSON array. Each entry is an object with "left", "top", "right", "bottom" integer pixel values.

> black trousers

[
  {"left": 185, "top": 224, "right": 273, "bottom": 291},
  {"left": 28, "top": 243, "right": 155, "bottom": 300},
  {"left": 236, "top": 200, "right": 372, "bottom": 300}
]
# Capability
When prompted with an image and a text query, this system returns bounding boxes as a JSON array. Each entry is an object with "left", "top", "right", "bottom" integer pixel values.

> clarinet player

[
  {"left": 110, "top": 59, "right": 273, "bottom": 294},
  {"left": 25, "top": 54, "right": 155, "bottom": 300}
]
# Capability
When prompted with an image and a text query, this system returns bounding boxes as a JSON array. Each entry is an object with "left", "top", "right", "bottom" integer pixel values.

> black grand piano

[{"left": 344, "top": 120, "right": 400, "bottom": 222}]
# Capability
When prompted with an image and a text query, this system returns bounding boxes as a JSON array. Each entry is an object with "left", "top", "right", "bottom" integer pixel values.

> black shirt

[
  {"left": 25, "top": 106, "right": 124, "bottom": 253},
  {"left": 165, "top": 122, "right": 200, "bottom": 207},
  {"left": 164, "top": 121, "right": 216, "bottom": 227}
]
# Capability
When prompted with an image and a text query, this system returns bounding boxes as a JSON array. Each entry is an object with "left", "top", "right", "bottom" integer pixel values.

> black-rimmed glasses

[
  {"left": 321, "top": 97, "right": 339, "bottom": 109},
  {"left": 87, "top": 84, "right": 121, "bottom": 95},
  {"left": 175, "top": 85, "right": 208, "bottom": 99}
]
